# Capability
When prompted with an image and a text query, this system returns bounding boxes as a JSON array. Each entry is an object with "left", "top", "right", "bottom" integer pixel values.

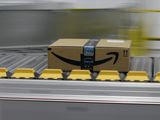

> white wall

[
  {"left": 0, "top": 0, "right": 133, "bottom": 8},
  {"left": 139, "top": 0, "right": 160, "bottom": 38},
  {"left": 73, "top": 0, "right": 134, "bottom": 9},
  {"left": 0, "top": 0, "right": 160, "bottom": 38}
]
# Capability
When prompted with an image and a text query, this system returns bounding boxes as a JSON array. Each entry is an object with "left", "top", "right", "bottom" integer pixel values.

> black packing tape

[{"left": 81, "top": 39, "right": 99, "bottom": 71}]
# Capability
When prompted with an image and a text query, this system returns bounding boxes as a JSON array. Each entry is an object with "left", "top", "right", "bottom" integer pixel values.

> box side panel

[
  {"left": 48, "top": 47, "right": 82, "bottom": 71},
  {"left": 94, "top": 47, "right": 130, "bottom": 72}
]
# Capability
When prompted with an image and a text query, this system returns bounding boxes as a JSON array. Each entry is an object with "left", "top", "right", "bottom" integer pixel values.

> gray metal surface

[
  {"left": 1, "top": 79, "right": 160, "bottom": 104},
  {"left": 0, "top": 9, "right": 131, "bottom": 46},
  {"left": 0, "top": 79, "right": 160, "bottom": 120},
  {"left": 1, "top": 100, "right": 160, "bottom": 120},
  {"left": 130, "top": 57, "right": 153, "bottom": 78},
  {"left": 0, "top": 47, "right": 47, "bottom": 76},
  {"left": 153, "top": 57, "right": 160, "bottom": 77},
  {"left": 0, "top": 2, "right": 72, "bottom": 10}
]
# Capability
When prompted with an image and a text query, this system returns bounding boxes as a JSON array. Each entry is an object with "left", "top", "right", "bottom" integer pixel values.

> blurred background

[{"left": 0, "top": 0, "right": 159, "bottom": 56}]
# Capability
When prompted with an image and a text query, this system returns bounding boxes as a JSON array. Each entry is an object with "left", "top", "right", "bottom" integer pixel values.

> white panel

[
  {"left": 143, "top": 13, "right": 160, "bottom": 38},
  {"left": 136, "top": 0, "right": 160, "bottom": 38},
  {"left": 73, "top": 0, "right": 134, "bottom": 9},
  {"left": 141, "top": 0, "right": 160, "bottom": 10}
]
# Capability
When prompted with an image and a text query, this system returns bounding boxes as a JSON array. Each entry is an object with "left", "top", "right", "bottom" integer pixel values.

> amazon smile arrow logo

[{"left": 51, "top": 52, "right": 119, "bottom": 66}]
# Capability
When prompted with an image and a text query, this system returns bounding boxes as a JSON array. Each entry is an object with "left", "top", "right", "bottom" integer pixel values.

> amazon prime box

[{"left": 48, "top": 39, "right": 131, "bottom": 72}]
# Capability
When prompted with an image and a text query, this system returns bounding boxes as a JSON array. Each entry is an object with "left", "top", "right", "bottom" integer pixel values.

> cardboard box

[{"left": 48, "top": 38, "right": 131, "bottom": 72}]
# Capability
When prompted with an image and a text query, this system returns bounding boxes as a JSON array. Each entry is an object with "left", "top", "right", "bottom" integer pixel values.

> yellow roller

[
  {"left": 0, "top": 68, "right": 8, "bottom": 78},
  {"left": 12, "top": 68, "right": 35, "bottom": 79},
  {"left": 125, "top": 71, "right": 149, "bottom": 82},
  {"left": 96, "top": 70, "right": 120, "bottom": 81},
  {"left": 68, "top": 70, "right": 91, "bottom": 80},
  {"left": 39, "top": 69, "right": 63, "bottom": 79},
  {"left": 154, "top": 72, "right": 160, "bottom": 82}
]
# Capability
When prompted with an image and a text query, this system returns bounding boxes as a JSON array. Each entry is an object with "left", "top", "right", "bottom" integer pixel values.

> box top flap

[
  {"left": 96, "top": 39, "right": 131, "bottom": 48},
  {"left": 49, "top": 39, "right": 89, "bottom": 47}
]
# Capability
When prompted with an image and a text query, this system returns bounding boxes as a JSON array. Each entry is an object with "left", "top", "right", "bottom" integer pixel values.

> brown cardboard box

[{"left": 48, "top": 38, "right": 131, "bottom": 72}]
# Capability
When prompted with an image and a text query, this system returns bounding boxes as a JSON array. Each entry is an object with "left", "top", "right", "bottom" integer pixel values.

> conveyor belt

[
  {"left": 0, "top": 48, "right": 160, "bottom": 120},
  {"left": 1, "top": 79, "right": 160, "bottom": 120},
  {"left": 130, "top": 57, "right": 152, "bottom": 78},
  {"left": 0, "top": 48, "right": 158, "bottom": 81}
]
